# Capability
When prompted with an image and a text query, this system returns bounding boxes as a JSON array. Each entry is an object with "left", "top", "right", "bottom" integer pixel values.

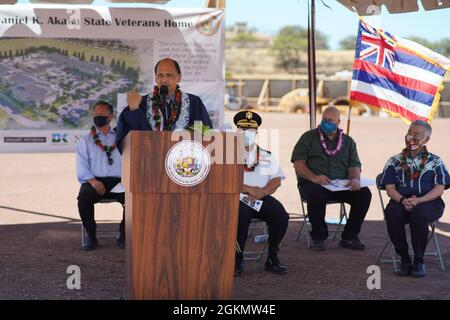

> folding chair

[
  {"left": 243, "top": 218, "right": 269, "bottom": 262},
  {"left": 80, "top": 198, "right": 124, "bottom": 245},
  {"left": 375, "top": 174, "right": 445, "bottom": 271},
  {"left": 296, "top": 191, "right": 348, "bottom": 248}
]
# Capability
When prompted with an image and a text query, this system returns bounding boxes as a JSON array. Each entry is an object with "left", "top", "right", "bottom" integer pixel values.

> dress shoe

[
  {"left": 310, "top": 240, "right": 326, "bottom": 251},
  {"left": 411, "top": 263, "right": 426, "bottom": 278},
  {"left": 395, "top": 261, "right": 412, "bottom": 277},
  {"left": 116, "top": 233, "right": 125, "bottom": 249},
  {"left": 82, "top": 237, "right": 98, "bottom": 250},
  {"left": 339, "top": 238, "right": 365, "bottom": 251},
  {"left": 265, "top": 255, "right": 288, "bottom": 274},
  {"left": 234, "top": 260, "right": 244, "bottom": 277}
]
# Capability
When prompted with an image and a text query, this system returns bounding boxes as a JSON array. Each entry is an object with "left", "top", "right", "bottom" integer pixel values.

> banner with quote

[{"left": 0, "top": 5, "right": 224, "bottom": 152}]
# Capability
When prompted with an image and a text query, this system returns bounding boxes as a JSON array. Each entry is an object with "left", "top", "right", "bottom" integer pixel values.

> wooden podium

[{"left": 122, "top": 131, "right": 243, "bottom": 300}]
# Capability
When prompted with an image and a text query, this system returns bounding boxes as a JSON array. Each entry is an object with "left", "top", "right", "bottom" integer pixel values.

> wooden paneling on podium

[{"left": 122, "top": 131, "right": 243, "bottom": 299}]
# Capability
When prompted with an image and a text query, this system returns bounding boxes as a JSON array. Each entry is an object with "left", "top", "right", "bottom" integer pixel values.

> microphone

[
  {"left": 159, "top": 85, "right": 168, "bottom": 119},
  {"left": 159, "top": 85, "right": 169, "bottom": 100}
]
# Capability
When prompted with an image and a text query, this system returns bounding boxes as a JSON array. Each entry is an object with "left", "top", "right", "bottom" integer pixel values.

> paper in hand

[
  {"left": 110, "top": 183, "right": 125, "bottom": 193},
  {"left": 240, "top": 193, "right": 263, "bottom": 212},
  {"left": 321, "top": 177, "right": 375, "bottom": 192}
]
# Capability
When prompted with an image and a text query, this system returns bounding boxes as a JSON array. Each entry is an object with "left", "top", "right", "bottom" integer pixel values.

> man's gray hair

[{"left": 410, "top": 120, "right": 432, "bottom": 137}]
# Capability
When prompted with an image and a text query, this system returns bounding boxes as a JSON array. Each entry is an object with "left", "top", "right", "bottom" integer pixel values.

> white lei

[{"left": 145, "top": 90, "right": 190, "bottom": 130}]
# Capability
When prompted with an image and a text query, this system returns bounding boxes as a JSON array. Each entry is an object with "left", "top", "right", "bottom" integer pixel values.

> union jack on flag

[{"left": 350, "top": 19, "right": 450, "bottom": 123}]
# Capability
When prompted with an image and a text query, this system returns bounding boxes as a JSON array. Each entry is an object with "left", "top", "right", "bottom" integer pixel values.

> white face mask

[{"left": 244, "top": 130, "right": 257, "bottom": 146}]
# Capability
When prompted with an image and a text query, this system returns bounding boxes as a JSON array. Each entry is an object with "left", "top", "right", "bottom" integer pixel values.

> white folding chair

[{"left": 375, "top": 174, "right": 445, "bottom": 271}]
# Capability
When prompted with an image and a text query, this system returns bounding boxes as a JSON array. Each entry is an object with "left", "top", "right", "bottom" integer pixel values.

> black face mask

[{"left": 94, "top": 116, "right": 109, "bottom": 128}]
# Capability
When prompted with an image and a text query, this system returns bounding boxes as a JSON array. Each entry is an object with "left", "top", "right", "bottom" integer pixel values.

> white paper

[
  {"left": 110, "top": 183, "right": 125, "bottom": 193},
  {"left": 321, "top": 177, "right": 375, "bottom": 192},
  {"left": 240, "top": 193, "right": 263, "bottom": 212}
]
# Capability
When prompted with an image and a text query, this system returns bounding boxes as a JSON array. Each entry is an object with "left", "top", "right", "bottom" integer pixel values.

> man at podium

[
  {"left": 115, "top": 58, "right": 213, "bottom": 151},
  {"left": 233, "top": 111, "right": 289, "bottom": 276}
]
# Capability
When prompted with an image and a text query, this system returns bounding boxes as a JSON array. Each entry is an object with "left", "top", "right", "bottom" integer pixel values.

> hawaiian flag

[{"left": 350, "top": 19, "right": 450, "bottom": 123}]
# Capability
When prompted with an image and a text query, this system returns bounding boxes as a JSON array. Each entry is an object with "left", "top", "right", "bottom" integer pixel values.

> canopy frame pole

[{"left": 307, "top": 0, "right": 317, "bottom": 129}]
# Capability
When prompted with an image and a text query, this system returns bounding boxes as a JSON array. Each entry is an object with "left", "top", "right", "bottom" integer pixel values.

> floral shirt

[{"left": 380, "top": 149, "right": 450, "bottom": 197}]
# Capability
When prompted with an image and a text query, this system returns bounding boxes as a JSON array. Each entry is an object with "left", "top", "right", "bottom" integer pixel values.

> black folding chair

[
  {"left": 80, "top": 198, "right": 124, "bottom": 245},
  {"left": 296, "top": 189, "right": 348, "bottom": 248}
]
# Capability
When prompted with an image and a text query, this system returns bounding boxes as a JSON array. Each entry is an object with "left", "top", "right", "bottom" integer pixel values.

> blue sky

[{"left": 18, "top": 0, "right": 450, "bottom": 50}]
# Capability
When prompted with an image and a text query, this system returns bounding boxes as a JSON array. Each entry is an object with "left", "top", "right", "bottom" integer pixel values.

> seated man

[
  {"left": 116, "top": 57, "right": 213, "bottom": 151},
  {"left": 291, "top": 106, "right": 371, "bottom": 251},
  {"left": 76, "top": 101, "right": 125, "bottom": 250},
  {"left": 234, "top": 111, "right": 289, "bottom": 276},
  {"left": 380, "top": 120, "right": 450, "bottom": 278}
]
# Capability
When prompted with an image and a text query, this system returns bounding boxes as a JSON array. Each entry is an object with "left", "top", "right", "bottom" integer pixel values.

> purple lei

[{"left": 317, "top": 126, "right": 344, "bottom": 158}]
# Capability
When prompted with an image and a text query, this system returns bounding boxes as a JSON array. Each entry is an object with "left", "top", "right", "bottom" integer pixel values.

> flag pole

[
  {"left": 346, "top": 105, "right": 352, "bottom": 135},
  {"left": 346, "top": 75, "right": 352, "bottom": 134},
  {"left": 307, "top": 0, "right": 317, "bottom": 130}
]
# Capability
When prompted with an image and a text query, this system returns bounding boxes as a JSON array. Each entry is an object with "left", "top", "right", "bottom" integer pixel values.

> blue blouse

[{"left": 380, "top": 150, "right": 450, "bottom": 197}]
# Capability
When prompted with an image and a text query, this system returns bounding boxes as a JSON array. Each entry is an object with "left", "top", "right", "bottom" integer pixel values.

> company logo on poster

[{"left": 52, "top": 133, "right": 68, "bottom": 144}]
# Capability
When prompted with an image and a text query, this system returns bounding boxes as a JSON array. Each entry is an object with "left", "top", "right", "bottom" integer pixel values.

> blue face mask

[{"left": 320, "top": 120, "right": 337, "bottom": 134}]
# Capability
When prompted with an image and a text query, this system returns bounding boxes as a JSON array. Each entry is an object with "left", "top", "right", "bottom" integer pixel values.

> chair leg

[
  {"left": 296, "top": 201, "right": 311, "bottom": 248},
  {"left": 296, "top": 220, "right": 311, "bottom": 248},
  {"left": 376, "top": 240, "right": 389, "bottom": 265},
  {"left": 296, "top": 219, "right": 306, "bottom": 241},
  {"left": 390, "top": 241, "right": 399, "bottom": 271},
  {"left": 81, "top": 224, "right": 85, "bottom": 245},
  {"left": 244, "top": 220, "right": 268, "bottom": 262},
  {"left": 433, "top": 232, "right": 445, "bottom": 271},
  {"left": 257, "top": 223, "right": 269, "bottom": 262},
  {"left": 332, "top": 203, "right": 347, "bottom": 240},
  {"left": 424, "top": 223, "right": 445, "bottom": 272},
  {"left": 376, "top": 239, "right": 399, "bottom": 272}
]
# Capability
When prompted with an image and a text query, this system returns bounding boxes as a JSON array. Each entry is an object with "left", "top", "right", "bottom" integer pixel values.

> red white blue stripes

[{"left": 350, "top": 19, "right": 450, "bottom": 123}]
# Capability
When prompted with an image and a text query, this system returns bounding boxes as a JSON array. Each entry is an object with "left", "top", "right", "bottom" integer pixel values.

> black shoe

[
  {"left": 411, "top": 263, "right": 426, "bottom": 278},
  {"left": 395, "top": 261, "right": 412, "bottom": 277},
  {"left": 82, "top": 236, "right": 98, "bottom": 250},
  {"left": 116, "top": 233, "right": 125, "bottom": 249},
  {"left": 265, "top": 256, "right": 288, "bottom": 274},
  {"left": 339, "top": 238, "right": 365, "bottom": 251},
  {"left": 310, "top": 240, "right": 326, "bottom": 251},
  {"left": 234, "top": 259, "right": 244, "bottom": 277}
]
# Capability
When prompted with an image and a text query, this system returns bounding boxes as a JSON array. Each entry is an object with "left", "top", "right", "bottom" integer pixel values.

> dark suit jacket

[{"left": 115, "top": 93, "right": 213, "bottom": 153}]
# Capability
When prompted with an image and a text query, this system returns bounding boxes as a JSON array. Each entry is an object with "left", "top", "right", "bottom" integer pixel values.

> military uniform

[{"left": 234, "top": 111, "right": 289, "bottom": 276}]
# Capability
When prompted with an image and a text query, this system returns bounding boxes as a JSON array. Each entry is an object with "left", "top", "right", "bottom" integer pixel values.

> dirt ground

[{"left": 1, "top": 111, "right": 450, "bottom": 300}]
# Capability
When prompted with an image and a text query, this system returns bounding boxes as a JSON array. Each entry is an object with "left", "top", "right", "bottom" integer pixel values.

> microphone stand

[
  {"left": 159, "top": 85, "right": 169, "bottom": 129},
  {"left": 160, "top": 93, "right": 167, "bottom": 128}
]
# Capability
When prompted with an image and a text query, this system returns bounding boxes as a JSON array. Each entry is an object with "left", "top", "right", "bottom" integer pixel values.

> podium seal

[{"left": 165, "top": 140, "right": 211, "bottom": 186}]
